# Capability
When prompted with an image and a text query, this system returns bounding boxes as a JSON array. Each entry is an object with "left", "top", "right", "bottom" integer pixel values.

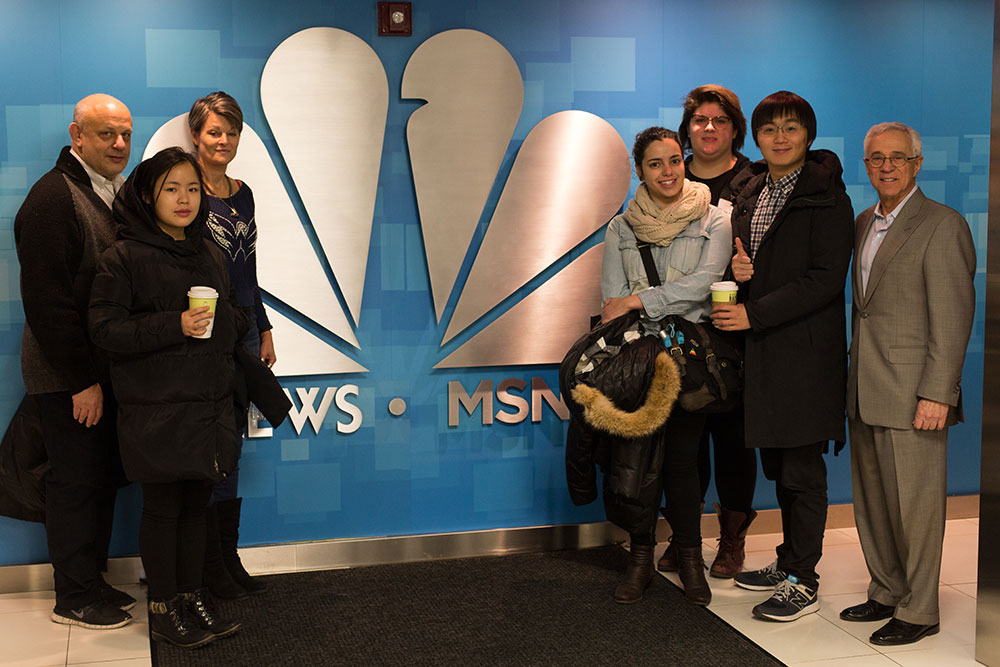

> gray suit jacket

[{"left": 846, "top": 188, "right": 975, "bottom": 430}]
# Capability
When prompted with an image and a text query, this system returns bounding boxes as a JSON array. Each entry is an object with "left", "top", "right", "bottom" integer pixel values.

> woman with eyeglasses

[
  {"left": 598, "top": 127, "right": 732, "bottom": 606},
  {"left": 679, "top": 85, "right": 752, "bottom": 206},
  {"left": 655, "top": 85, "right": 759, "bottom": 581},
  {"left": 711, "top": 91, "right": 853, "bottom": 622}
]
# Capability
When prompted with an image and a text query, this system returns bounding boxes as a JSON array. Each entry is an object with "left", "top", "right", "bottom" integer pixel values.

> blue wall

[{"left": 0, "top": 0, "right": 991, "bottom": 566}]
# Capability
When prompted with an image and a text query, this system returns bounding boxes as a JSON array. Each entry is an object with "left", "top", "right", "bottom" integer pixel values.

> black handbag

[{"left": 636, "top": 242, "right": 743, "bottom": 413}]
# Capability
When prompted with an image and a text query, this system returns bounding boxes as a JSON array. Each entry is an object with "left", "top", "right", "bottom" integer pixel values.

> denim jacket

[{"left": 601, "top": 205, "right": 732, "bottom": 333}]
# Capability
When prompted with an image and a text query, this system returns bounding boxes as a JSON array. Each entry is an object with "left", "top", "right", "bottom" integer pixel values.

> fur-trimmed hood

[{"left": 571, "top": 352, "right": 680, "bottom": 438}]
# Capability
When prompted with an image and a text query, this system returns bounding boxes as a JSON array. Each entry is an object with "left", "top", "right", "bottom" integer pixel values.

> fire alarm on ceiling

[{"left": 378, "top": 2, "right": 412, "bottom": 36}]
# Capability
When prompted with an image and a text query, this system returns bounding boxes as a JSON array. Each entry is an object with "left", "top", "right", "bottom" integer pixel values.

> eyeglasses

[
  {"left": 864, "top": 154, "right": 920, "bottom": 168},
  {"left": 691, "top": 114, "right": 732, "bottom": 128},
  {"left": 757, "top": 123, "right": 803, "bottom": 138}
]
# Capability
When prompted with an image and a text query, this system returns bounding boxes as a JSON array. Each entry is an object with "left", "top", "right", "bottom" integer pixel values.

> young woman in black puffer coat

[{"left": 89, "top": 147, "right": 246, "bottom": 649}]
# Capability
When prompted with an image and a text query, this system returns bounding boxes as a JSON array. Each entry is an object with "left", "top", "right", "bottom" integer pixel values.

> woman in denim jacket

[{"left": 600, "top": 127, "right": 731, "bottom": 606}]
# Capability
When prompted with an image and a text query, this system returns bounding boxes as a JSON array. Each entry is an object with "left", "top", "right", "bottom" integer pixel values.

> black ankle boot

[
  {"left": 677, "top": 545, "right": 712, "bottom": 606},
  {"left": 182, "top": 588, "right": 241, "bottom": 638},
  {"left": 217, "top": 498, "right": 266, "bottom": 594},
  {"left": 204, "top": 505, "right": 248, "bottom": 599},
  {"left": 614, "top": 543, "right": 654, "bottom": 604},
  {"left": 148, "top": 596, "right": 214, "bottom": 649}
]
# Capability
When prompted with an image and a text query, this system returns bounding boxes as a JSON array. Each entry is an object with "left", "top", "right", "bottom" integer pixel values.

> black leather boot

[
  {"left": 217, "top": 498, "right": 266, "bottom": 594},
  {"left": 182, "top": 588, "right": 241, "bottom": 638},
  {"left": 148, "top": 596, "right": 214, "bottom": 649},
  {"left": 204, "top": 505, "right": 248, "bottom": 599},
  {"left": 677, "top": 545, "right": 712, "bottom": 606},
  {"left": 614, "top": 543, "right": 655, "bottom": 604}
]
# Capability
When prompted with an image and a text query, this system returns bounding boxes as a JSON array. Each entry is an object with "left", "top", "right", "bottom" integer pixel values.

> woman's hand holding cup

[
  {"left": 181, "top": 305, "right": 214, "bottom": 337},
  {"left": 185, "top": 286, "right": 219, "bottom": 339}
]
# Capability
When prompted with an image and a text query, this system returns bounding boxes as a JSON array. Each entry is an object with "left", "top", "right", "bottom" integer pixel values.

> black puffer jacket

[
  {"left": 561, "top": 313, "right": 679, "bottom": 535},
  {"left": 89, "top": 165, "right": 247, "bottom": 483},
  {"left": 727, "top": 150, "right": 854, "bottom": 448}
]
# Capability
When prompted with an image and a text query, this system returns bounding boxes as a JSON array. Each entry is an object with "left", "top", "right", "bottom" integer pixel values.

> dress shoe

[
  {"left": 870, "top": 618, "right": 940, "bottom": 646},
  {"left": 839, "top": 599, "right": 894, "bottom": 622}
]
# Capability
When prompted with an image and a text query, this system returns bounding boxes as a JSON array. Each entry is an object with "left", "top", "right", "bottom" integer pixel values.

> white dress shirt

[
  {"left": 69, "top": 149, "right": 124, "bottom": 210},
  {"left": 860, "top": 186, "right": 918, "bottom": 296}
]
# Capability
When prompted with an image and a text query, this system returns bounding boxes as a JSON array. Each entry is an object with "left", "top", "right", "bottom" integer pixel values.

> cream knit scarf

[{"left": 623, "top": 179, "right": 711, "bottom": 246}]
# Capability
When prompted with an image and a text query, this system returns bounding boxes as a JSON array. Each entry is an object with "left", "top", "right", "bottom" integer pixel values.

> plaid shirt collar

[
  {"left": 748, "top": 166, "right": 803, "bottom": 258},
  {"left": 767, "top": 166, "right": 802, "bottom": 199}
]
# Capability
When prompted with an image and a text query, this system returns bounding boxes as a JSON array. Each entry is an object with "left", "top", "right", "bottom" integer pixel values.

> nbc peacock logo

[{"left": 145, "top": 28, "right": 630, "bottom": 431}]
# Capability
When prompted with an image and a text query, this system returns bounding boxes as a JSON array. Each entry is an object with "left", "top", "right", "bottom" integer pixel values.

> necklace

[{"left": 209, "top": 176, "right": 239, "bottom": 218}]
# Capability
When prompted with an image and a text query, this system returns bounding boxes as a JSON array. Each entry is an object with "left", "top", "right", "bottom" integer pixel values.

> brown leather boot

[
  {"left": 677, "top": 545, "right": 712, "bottom": 606},
  {"left": 614, "top": 543, "right": 654, "bottom": 604},
  {"left": 709, "top": 503, "right": 757, "bottom": 579},
  {"left": 656, "top": 537, "right": 677, "bottom": 572}
]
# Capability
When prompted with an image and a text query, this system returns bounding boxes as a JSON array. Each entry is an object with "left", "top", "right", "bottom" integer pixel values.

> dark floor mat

[{"left": 150, "top": 546, "right": 783, "bottom": 666}]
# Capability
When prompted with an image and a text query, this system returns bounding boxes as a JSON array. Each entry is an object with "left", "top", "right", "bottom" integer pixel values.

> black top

[{"left": 685, "top": 153, "right": 751, "bottom": 206}]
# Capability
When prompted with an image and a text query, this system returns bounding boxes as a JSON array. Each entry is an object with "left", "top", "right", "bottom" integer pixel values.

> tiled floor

[
  {"left": 0, "top": 519, "right": 982, "bottom": 666},
  {"left": 657, "top": 518, "right": 983, "bottom": 666},
  {"left": 0, "top": 583, "right": 149, "bottom": 667}
]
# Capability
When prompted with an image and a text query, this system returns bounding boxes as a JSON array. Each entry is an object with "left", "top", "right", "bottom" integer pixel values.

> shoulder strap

[{"left": 636, "top": 242, "right": 661, "bottom": 287}]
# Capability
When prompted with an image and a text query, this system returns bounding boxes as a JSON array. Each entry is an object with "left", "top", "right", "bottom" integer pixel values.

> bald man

[{"left": 14, "top": 94, "right": 135, "bottom": 628}]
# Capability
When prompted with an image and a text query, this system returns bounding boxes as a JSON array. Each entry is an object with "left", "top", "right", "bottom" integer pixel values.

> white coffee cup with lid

[{"left": 186, "top": 286, "right": 218, "bottom": 339}]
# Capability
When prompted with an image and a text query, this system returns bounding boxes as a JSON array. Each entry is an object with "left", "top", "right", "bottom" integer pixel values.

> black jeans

[
  {"left": 631, "top": 408, "right": 706, "bottom": 548},
  {"left": 36, "top": 388, "right": 123, "bottom": 609},
  {"left": 140, "top": 480, "right": 213, "bottom": 601},
  {"left": 697, "top": 405, "right": 757, "bottom": 512},
  {"left": 759, "top": 443, "right": 827, "bottom": 589}
]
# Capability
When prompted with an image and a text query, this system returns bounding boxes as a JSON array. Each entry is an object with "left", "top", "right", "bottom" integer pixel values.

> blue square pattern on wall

[
  {"left": 570, "top": 37, "right": 636, "bottom": 92},
  {"left": 0, "top": 0, "right": 992, "bottom": 565},
  {"left": 145, "top": 29, "right": 222, "bottom": 88}
]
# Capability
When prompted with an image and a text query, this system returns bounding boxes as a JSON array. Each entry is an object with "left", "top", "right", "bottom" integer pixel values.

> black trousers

[
  {"left": 631, "top": 408, "right": 706, "bottom": 548},
  {"left": 140, "top": 480, "right": 213, "bottom": 601},
  {"left": 697, "top": 405, "right": 757, "bottom": 512},
  {"left": 759, "top": 443, "right": 827, "bottom": 589},
  {"left": 36, "top": 388, "right": 123, "bottom": 609}
]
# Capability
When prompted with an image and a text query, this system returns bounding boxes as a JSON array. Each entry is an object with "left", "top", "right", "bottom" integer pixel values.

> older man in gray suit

[{"left": 842, "top": 122, "right": 975, "bottom": 646}]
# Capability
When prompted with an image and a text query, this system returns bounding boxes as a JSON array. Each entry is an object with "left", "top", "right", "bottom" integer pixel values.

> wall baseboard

[{"left": 0, "top": 495, "right": 979, "bottom": 595}]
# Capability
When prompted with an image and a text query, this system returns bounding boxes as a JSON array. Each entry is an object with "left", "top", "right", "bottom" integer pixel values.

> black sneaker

[
  {"left": 752, "top": 575, "right": 819, "bottom": 622},
  {"left": 99, "top": 581, "right": 137, "bottom": 611},
  {"left": 51, "top": 600, "right": 132, "bottom": 629},
  {"left": 734, "top": 559, "right": 787, "bottom": 591}
]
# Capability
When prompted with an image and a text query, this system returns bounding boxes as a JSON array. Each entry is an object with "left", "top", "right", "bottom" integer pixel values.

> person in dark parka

[
  {"left": 712, "top": 91, "right": 854, "bottom": 622},
  {"left": 89, "top": 147, "right": 246, "bottom": 649}
]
